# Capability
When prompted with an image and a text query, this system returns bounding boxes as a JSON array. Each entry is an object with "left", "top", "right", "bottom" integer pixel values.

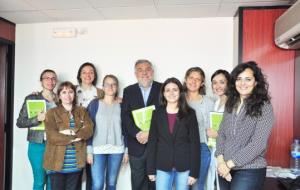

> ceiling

[{"left": 0, "top": 0, "right": 294, "bottom": 24}]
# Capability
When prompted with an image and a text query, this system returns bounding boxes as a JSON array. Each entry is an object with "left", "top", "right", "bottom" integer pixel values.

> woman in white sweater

[{"left": 206, "top": 69, "right": 230, "bottom": 190}]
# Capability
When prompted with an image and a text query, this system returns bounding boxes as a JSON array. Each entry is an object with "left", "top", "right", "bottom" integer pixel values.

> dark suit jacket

[
  {"left": 146, "top": 106, "right": 200, "bottom": 178},
  {"left": 121, "top": 81, "right": 162, "bottom": 157}
]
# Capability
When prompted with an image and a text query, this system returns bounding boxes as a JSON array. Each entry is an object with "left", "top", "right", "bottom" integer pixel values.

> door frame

[{"left": 0, "top": 37, "right": 15, "bottom": 190}]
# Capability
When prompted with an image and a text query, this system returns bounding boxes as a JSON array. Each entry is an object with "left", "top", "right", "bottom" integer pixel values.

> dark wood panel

[
  {"left": 0, "top": 45, "right": 6, "bottom": 190},
  {"left": 295, "top": 50, "right": 300, "bottom": 139},
  {"left": 0, "top": 19, "right": 15, "bottom": 42},
  {"left": 242, "top": 8, "right": 295, "bottom": 167}
]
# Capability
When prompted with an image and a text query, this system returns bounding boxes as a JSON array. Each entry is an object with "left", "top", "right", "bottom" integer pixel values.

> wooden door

[
  {"left": 0, "top": 44, "right": 7, "bottom": 190},
  {"left": 0, "top": 17, "right": 15, "bottom": 190}
]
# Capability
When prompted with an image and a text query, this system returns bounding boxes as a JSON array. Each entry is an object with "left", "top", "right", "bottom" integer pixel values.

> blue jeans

[
  {"left": 156, "top": 169, "right": 190, "bottom": 190},
  {"left": 206, "top": 147, "right": 218, "bottom": 190},
  {"left": 219, "top": 168, "right": 266, "bottom": 190},
  {"left": 192, "top": 143, "right": 211, "bottom": 190},
  {"left": 91, "top": 153, "right": 123, "bottom": 190},
  {"left": 28, "top": 142, "right": 51, "bottom": 190}
]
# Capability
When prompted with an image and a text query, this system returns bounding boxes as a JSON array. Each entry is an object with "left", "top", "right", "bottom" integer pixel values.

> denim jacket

[{"left": 16, "top": 92, "right": 57, "bottom": 143}]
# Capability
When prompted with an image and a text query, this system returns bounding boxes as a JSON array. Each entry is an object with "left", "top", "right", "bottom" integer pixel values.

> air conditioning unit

[{"left": 274, "top": 0, "right": 300, "bottom": 49}]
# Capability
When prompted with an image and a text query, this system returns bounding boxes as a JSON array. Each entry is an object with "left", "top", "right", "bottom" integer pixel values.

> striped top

[
  {"left": 60, "top": 117, "right": 81, "bottom": 173},
  {"left": 47, "top": 117, "right": 81, "bottom": 174},
  {"left": 215, "top": 102, "right": 274, "bottom": 169}
]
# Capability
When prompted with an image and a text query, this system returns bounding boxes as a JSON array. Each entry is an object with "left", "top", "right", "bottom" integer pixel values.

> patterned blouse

[{"left": 215, "top": 102, "right": 274, "bottom": 169}]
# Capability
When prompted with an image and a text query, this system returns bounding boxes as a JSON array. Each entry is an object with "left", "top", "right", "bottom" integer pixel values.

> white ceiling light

[{"left": 52, "top": 27, "right": 77, "bottom": 38}]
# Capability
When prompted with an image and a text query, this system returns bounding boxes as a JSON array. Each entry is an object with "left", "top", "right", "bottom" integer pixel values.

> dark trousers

[
  {"left": 219, "top": 168, "right": 266, "bottom": 190},
  {"left": 129, "top": 150, "right": 155, "bottom": 190},
  {"left": 49, "top": 171, "right": 83, "bottom": 190},
  {"left": 85, "top": 164, "right": 92, "bottom": 190}
]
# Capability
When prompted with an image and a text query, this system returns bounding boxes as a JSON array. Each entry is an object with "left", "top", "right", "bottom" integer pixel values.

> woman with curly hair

[{"left": 215, "top": 61, "right": 274, "bottom": 190}]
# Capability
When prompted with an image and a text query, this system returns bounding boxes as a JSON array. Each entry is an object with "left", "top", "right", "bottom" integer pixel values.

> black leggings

[{"left": 49, "top": 171, "right": 83, "bottom": 190}]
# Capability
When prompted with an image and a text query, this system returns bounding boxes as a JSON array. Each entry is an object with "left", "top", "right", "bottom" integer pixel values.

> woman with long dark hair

[
  {"left": 147, "top": 77, "right": 200, "bottom": 190},
  {"left": 206, "top": 69, "right": 231, "bottom": 190},
  {"left": 216, "top": 61, "right": 274, "bottom": 190}
]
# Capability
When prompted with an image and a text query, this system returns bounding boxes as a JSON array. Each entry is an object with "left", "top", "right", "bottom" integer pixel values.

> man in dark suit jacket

[{"left": 121, "top": 59, "right": 162, "bottom": 190}]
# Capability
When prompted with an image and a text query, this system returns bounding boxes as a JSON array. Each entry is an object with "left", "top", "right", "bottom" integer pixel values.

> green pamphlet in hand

[
  {"left": 26, "top": 100, "right": 46, "bottom": 130},
  {"left": 132, "top": 105, "right": 156, "bottom": 131},
  {"left": 207, "top": 112, "right": 224, "bottom": 147}
]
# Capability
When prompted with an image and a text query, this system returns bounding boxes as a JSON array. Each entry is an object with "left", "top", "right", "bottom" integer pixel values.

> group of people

[{"left": 17, "top": 59, "right": 274, "bottom": 190}]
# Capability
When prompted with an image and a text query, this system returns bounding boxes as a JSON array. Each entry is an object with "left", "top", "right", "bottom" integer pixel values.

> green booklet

[
  {"left": 26, "top": 100, "right": 46, "bottom": 130},
  {"left": 132, "top": 105, "right": 156, "bottom": 131},
  {"left": 207, "top": 111, "right": 224, "bottom": 147}
]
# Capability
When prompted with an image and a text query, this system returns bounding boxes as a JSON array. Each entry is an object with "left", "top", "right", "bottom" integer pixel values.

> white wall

[{"left": 13, "top": 18, "right": 234, "bottom": 190}]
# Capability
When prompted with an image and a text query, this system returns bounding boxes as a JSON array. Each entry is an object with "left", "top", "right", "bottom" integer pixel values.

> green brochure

[
  {"left": 26, "top": 99, "right": 46, "bottom": 130},
  {"left": 132, "top": 105, "right": 156, "bottom": 131},
  {"left": 207, "top": 111, "right": 224, "bottom": 147}
]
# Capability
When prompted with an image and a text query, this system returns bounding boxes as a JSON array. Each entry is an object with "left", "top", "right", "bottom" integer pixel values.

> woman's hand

[
  {"left": 206, "top": 128, "right": 218, "bottom": 138},
  {"left": 187, "top": 176, "right": 197, "bottom": 186},
  {"left": 87, "top": 154, "right": 93, "bottom": 165},
  {"left": 59, "top": 129, "right": 76, "bottom": 136},
  {"left": 217, "top": 162, "right": 230, "bottom": 178},
  {"left": 148, "top": 175, "right": 156, "bottom": 182},
  {"left": 122, "top": 153, "right": 129, "bottom": 164},
  {"left": 71, "top": 138, "right": 82, "bottom": 143},
  {"left": 116, "top": 97, "right": 122, "bottom": 103},
  {"left": 224, "top": 173, "right": 232, "bottom": 182},
  {"left": 37, "top": 111, "right": 46, "bottom": 122}
]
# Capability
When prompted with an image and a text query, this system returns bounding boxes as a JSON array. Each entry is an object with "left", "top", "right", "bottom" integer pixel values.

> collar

[
  {"left": 138, "top": 81, "right": 153, "bottom": 90},
  {"left": 57, "top": 104, "right": 76, "bottom": 113}
]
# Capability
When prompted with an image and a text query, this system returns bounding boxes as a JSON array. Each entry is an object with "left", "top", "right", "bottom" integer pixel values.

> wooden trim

[
  {"left": 0, "top": 20, "right": 15, "bottom": 42},
  {"left": 4, "top": 44, "right": 14, "bottom": 190},
  {"left": 238, "top": 8, "right": 243, "bottom": 65},
  {"left": 239, "top": 5, "right": 290, "bottom": 10},
  {"left": 0, "top": 18, "right": 15, "bottom": 26},
  {"left": 295, "top": 50, "right": 300, "bottom": 139}
]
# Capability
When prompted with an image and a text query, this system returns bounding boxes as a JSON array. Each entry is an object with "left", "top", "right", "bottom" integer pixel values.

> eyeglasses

[
  {"left": 42, "top": 77, "right": 57, "bottom": 81},
  {"left": 103, "top": 83, "right": 117, "bottom": 88}
]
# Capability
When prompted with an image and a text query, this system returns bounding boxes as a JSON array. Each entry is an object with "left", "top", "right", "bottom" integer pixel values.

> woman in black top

[{"left": 147, "top": 77, "right": 200, "bottom": 190}]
